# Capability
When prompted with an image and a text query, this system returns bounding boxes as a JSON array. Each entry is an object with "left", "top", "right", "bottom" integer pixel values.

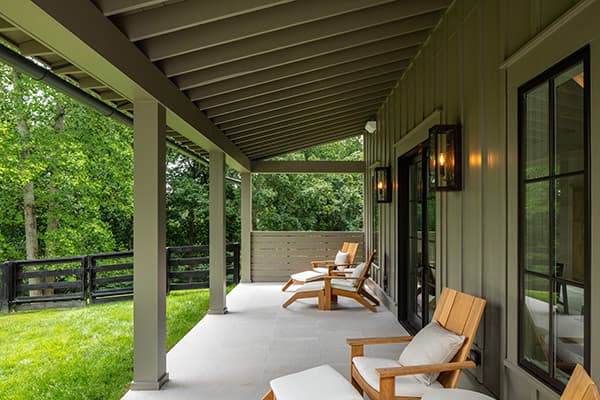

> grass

[{"left": 0, "top": 288, "right": 215, "bottom": 400}]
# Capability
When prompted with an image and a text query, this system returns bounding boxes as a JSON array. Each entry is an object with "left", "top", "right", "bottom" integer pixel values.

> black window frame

[{"left": 517, "top": 45, "right": 591, "bottom": 393}]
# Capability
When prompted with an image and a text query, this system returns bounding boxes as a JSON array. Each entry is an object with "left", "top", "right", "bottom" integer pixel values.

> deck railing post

[
  {"left": 233, "top": 243, "right": 241, "bottom": 284},
  {"left": 166, "top": 247, "right": 171, "bottom": 294},
  {"left": 0, "top": 262, "right": 8, "bottom": 312}
]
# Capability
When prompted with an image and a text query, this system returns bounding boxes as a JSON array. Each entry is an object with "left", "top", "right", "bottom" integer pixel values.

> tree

[
  {"left": 0, "top": 64, "right": 133, "bottom": 261},
  {"left": 253, "top": 137, "right": 364, "bottom": 231}
]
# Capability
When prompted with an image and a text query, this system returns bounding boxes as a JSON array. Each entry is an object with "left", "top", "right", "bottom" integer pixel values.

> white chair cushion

[
  {"left": 291, "top": 270, "right": 325, "bottom": 283},
  {"left": 295, "top": 281, "right": 325, "bottom": 293},
  {"left": 295, "top": 279, "right": 358, "bottom": 293},
  {"left": 270, "top": 364, "right": 363, "bottom": 400},
  {"left": 331, "top": 279, "right": 357, "bottom": 292},
  {"left": 398, "top": 320, "right": 465, "bottom": 385},
  {"left": 334, "top": 251, "right": 350, "bottom": 266},
  {"left": 313, "top": 267, "right": 329, "bottom": 274},
  {"left": 349, "top": 262, "right": 367, "bottom": 287},
  {"left": 352, "top": 356, "right": 442, "bottom": 397}
]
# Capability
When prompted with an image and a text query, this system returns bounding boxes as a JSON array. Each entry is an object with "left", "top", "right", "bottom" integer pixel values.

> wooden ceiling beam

[
  {"left": 114, "top": 0, "right": 293, "bottom": 41},
  {"left": 231, "top": 106, "right": 378, "bottom": 146},
  {"left": 204, "top": 78, "right": 396, "bottom": 119},
  {"left": 173, "top": 29, "right": 428, "bottom": 90},
  {"left": 139, "top": 0, "right": 392, "bottom": 60},
  {"left": 160, "top": 10, "right": 440, "bottom": 77},
  {"left": 233, "top": 115, "right": 369, "bottom": 147},
  {"left": 220, "top": 96, "right": 385, "bottom": 133},
  {"left": 198, "top": 61, "right": 406, "bottom": 110},
  {"left": 210, "top": 85, "right": 392, "bottom": 125},
  {"left": 93, "top": 0, "right": 167, "bottom": 16}
]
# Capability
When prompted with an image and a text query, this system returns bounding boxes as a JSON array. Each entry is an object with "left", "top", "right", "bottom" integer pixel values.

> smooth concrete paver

[{"left": 121, "top": 283, "right": 409, "bottom": 400}]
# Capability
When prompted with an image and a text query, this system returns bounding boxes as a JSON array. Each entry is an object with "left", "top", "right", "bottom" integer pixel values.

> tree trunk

[
  {"left": 43, "top": 102, "right": 65, "bottom": 295},
  {"left": 13, "top": 70, "right": 42, "bottom": 296}
]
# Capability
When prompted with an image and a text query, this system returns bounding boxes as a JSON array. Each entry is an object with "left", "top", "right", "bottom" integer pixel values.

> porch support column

[
  {"left": 241, "top": 172, "right": 252, "bottom": 283},
  {"left": 209, "top": 150, "right": 227, "bottom": 314},
  {"left": 131, "top": 100, "right": 168, "bottom": 390}
]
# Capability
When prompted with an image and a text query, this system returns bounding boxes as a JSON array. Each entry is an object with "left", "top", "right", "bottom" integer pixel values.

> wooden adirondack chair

[
  {"left": 561, "top": 364, "right": 600, "bottom": 400},
  {"left": 347, "top": 287, "right": 486, "bottom": 399},
  {"left": 281, "top": 242, "right": 359, "bottom": 292},
  {"left": 282, "top": 251, "right": 378, "bottom": 312}
]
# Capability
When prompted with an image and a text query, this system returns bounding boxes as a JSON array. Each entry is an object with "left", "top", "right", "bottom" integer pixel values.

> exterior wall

[
  {"left": 364, "top": 0, "right": 593, "bottom": 398},
  {"left": 250, "top": 231, "right": 364, "bottom": 282}
]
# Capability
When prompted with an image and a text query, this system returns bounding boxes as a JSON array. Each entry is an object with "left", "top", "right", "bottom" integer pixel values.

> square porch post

[
  {"left": 241, "top": 172, "right": 252, "bottom": 283},
  {"left": 131, "top": 100, "right": 168, "bottom": 390},
  {"left": 209, "top": 150, "right": 227, "bottom": 314}
]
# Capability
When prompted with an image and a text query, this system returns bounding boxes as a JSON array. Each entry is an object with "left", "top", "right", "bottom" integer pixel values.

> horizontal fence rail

[{"left": 0, "top": 243, "right": 240, "bottom": 311}]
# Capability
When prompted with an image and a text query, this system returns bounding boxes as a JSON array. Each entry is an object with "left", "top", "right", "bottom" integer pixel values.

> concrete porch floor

[{"left": 121, "top": 282, "right": 410, "bottom": 400}]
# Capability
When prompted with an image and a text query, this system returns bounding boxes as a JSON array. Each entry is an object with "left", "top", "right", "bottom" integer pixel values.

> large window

[{"left": 518, "top": 47, "right": 589, "bottom": 391}]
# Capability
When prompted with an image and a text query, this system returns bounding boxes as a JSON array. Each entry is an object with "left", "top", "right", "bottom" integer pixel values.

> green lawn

[{"left": 0, "top": 289, "right": 212, "bottom": 400}]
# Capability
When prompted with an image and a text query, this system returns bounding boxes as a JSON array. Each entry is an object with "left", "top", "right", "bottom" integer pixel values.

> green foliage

[
  {"left": 253, "top": 137, "right": 364, "bottom": 231},
  {"left": 0, "top": 289, "right": 212, "bottom": 400},
  {"left": 0, "top": 64, "right": 133, "bottom": 259},
  {"left": 166, "top": 150, "right": 241, "bottom": 245}
]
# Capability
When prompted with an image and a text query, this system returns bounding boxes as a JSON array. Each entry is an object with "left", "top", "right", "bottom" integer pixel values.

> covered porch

[
  {"left": 121, "top": 283, "right": 408, "bottom": 400},
  {"left": 1, "top": 1, "right": 600, "bottom": 399}
]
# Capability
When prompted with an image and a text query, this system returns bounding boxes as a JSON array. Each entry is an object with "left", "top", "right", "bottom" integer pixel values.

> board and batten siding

[
  {"left": 251, "top": 231, "right": 364, "bottom": 282},
  {"left": 364, "top": 0, "right": 589, "bottom": 399}
]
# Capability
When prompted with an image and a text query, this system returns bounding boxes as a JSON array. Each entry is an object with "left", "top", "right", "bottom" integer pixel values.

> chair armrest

[
  {"left": 311, "top": 260, "right": 334, "bottom": 267},
  {"left": 376, "top": 359, "right": 477, "bottom": 378},
  {"left": 347, "top": 335, "right": 413, "bottom": 359},
  {"left": 346, "top": 336, "right": 413, "bottom": 346}
]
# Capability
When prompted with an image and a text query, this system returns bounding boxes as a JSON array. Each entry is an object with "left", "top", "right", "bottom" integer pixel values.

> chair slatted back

[
  {"left": 561, "top": 365, "right": 600, "bottom": 400},
  {"left": 340, "top": 242, "right": 351, "bottom": 253},
  {"left": 345, "top": 242, "right": 359, "bottom": 265},
  {"left": 432, "top": 288, "right": 486, "bottom": 388},
  {"left": 354, "top": 251, "right": 376, "bottom": 292}
]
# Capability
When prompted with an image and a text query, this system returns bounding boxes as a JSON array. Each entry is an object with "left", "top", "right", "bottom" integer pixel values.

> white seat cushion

[
  {"left": 398, "top": 320, "right": 465, "bottom": 385},
  {"left": 352, "top": 356, "right": 442, "bottom": 397},
  {"left": 270, "top": 364, "right": 363, "bottom": 400},
  {"left": 291, "top": 270, "right": 325, "bottom": 283},
  {"left": 295, "top": 281, "right": 325, "bottom": 293},
  {"left": 331, "top": 279, "right": 357, "bottom": 292},
  {"left": 295, "top": 279, "right": 358, "bottom": 293},
  {"left": 313, "top": 267, "right": 329, "bottom": 274}
]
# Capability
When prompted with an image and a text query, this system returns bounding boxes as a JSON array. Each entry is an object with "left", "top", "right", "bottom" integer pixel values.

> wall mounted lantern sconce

[
  {"left": 375, "top": 166, "right": 391, "bottom": 203},
  {"left": 429, "top": 124, "right": 462, "bottom": 191}
]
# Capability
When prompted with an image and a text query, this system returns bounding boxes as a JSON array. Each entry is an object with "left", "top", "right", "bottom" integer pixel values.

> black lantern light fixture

[
  {"left": 374, "top": 166, "right": 391, "bottom": 203},
  {"left": 429, "top": 124, "right": 462, "bottom": 191}
]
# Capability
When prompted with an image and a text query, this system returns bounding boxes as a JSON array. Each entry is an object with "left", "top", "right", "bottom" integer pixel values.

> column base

[
  {"left": 208, "top": 306, "right": 228, "bottom": 314},
  {"left": 130, "top": 372, "right": 169, "bottom": 391}
]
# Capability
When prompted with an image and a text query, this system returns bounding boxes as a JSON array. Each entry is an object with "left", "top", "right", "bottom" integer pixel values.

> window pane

[
  {"left": 555, "top": 174, "right": 585, "bottom": 283},
  {"left": 554, "top": 284, "right": 585, "bottom": 384},
  {"left": 555, "top": 63, "right": 584, "bottom": 175},
  {"left": 523, "top": 274, "right": 551, "bottom": 372},
  {"left": 525, "top": 83, "right": 549, "bottom": 179},
  {"left": 525, "top": 181, "right": 549, "bottom": 274}
]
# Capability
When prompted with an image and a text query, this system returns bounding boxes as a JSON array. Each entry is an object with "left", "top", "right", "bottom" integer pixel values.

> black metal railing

[{"left": 0, "top": 243, "right": 240, "bottom": 311}]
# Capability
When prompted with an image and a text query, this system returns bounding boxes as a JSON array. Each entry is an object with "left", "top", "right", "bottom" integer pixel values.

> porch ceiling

[{"left": 0, "top": 0, "right": 449, "bottom": 165}]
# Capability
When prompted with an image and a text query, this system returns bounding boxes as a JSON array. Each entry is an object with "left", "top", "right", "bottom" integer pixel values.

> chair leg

[
  {"left": 347, "top": 293, "right": 376, "bottom": 312},
  {"left": 282, "top": 293, "right": 300, "bottom": 308},
  {"left": 262, "top": 389, "right": 275, "bottom": 400},
  {"left": 281, "top": 279, "right": 295, "bottom": 292},
  {"left": 360, "top": 288, "right": 380, "bottom": 306}
]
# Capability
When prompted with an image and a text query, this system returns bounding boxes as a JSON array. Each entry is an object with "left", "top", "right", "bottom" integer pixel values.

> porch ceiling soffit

[
  {"left": 251, "top": 160, "right": 365, "bottom": 174},
  {"left": 0, "top": 0, "right": 452, "bottom": 165}
]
